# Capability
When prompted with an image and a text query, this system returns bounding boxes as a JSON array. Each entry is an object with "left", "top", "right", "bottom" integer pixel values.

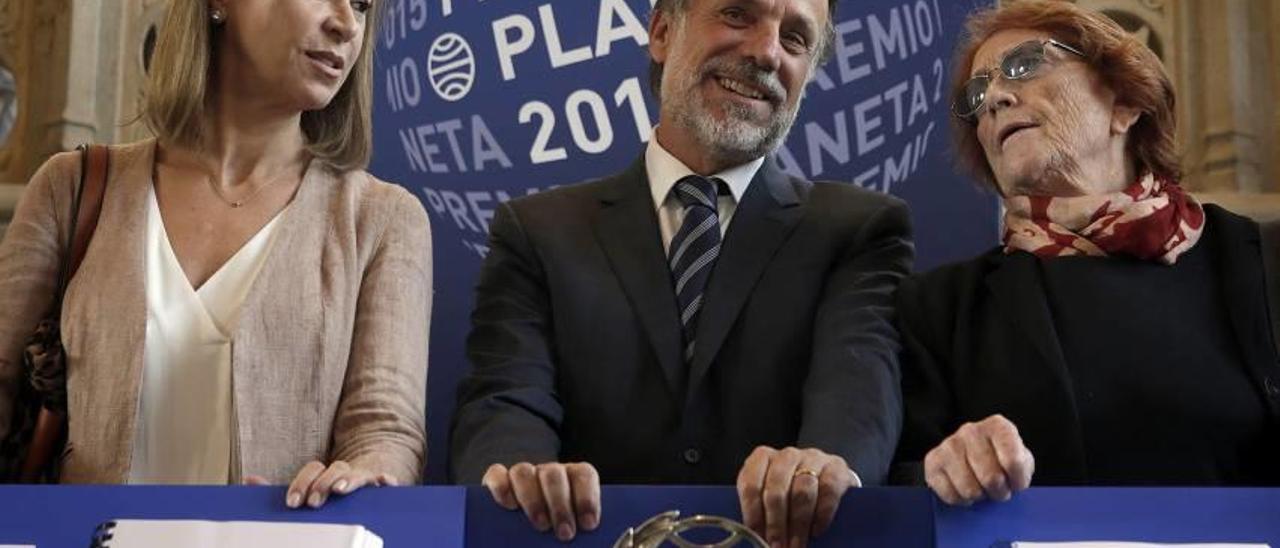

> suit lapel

[
  {"left": 982, "top": 252, "right": 1088, "bottom": 480},
  {"left": 1207, "top": 207, "right": 1280, "bottom": 409},
  {"left": 686, "top": 159, "right": 803, "bottom": 395},
  {"left": 984, "top": 253, "right": 1069, "bottom": 375},
  {"left": 593, "top": 157, "right": 686, "bottom": 397}
]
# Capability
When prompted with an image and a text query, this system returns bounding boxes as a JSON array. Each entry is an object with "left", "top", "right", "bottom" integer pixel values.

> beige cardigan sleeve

[
  {"left": 0, "top": 152, "right": 79, "bottom": 438},
  {"left": 330, "top": 184, "right": 432, "bottom": 484}
]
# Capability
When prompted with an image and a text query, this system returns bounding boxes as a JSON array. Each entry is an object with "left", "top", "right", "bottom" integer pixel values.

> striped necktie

[{"left": 668, "top": 175, "right": 722, "bottom": 364}]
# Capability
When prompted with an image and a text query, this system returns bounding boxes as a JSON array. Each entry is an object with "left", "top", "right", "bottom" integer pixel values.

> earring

[{"left": 210, "top": 8, "right": 226, "bottom": 24}]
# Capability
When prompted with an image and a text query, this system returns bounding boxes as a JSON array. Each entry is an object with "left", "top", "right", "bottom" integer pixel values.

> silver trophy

[{"left": 613, "top": 510, "right": 769, "bottom": 548}]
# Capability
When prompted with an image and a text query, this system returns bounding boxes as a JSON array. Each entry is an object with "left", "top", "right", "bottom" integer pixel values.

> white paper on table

[
  {"left": 1012, "top": 543, "right": 1270, "bottom": 548},
  {"left": 93, "top": 520, "right": 382, "bottom": 548}
]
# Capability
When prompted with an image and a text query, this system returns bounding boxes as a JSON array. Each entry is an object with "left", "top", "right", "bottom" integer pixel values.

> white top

[
  {"left": 129, "top": 186, "right": 284, "bottom": 484},
  {"left": 645, "top": 136, "right": 764, "bottom": 254}
]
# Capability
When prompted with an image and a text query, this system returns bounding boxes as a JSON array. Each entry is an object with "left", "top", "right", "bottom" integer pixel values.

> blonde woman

[{"left": 0, "top": 0, "right": 430, "bottom": 508}]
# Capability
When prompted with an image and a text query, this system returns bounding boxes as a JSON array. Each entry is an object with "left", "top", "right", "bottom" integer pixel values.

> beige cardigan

[{"left": 0, "top": 139, "right": 431, "bottom": 484}]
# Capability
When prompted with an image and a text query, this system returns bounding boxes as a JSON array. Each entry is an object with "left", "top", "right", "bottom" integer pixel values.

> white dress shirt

[
  {"left": 645, "top": 137, "right": 765, "bottom": 254},
  {"left": 129, "top": 185, "right": 284, "bottom": 484}
]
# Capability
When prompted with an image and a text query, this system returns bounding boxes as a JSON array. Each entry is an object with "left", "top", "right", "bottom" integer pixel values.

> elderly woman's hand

[
  {"left": 924, "top": 414, "right": 1035, "bottom": 505},
  {"left": 244, "top": 460, "right": 399, "bottom": 509}
]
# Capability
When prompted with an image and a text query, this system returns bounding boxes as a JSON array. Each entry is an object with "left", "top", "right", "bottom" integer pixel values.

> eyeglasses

[{"left": 952, "top": 39, "right": 1086, "bottom": 123}]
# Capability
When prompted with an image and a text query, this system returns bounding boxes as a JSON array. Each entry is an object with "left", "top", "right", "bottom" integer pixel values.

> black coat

[{"left": 892, "top": 204, "right": 1280, "bottom": 484}]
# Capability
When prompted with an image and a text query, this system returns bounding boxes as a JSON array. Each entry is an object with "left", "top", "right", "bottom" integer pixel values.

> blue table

[
  {"left": 1, "top": 486, "right": 1278, "bottom": 547},
  {"left": 935, "top": 488, "right": 1280, "bottom": 548}
]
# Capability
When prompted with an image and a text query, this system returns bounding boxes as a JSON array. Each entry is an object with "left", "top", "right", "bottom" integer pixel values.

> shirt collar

[{"left": 645, "top": 133, "right": 763, "bottom": 210}]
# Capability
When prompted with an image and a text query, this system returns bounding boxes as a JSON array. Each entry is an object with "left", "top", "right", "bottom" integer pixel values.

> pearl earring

[{"left": 210, "top": 8, "right": 226, "bottom": 24}]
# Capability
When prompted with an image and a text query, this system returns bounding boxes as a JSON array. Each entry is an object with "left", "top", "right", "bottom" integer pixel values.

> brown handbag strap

[
  {"left": 16, "top": 145, "right": 108, "bottom": 483},
  {"left": 55, "top": 144, "right": 109, "bottom": 302}
]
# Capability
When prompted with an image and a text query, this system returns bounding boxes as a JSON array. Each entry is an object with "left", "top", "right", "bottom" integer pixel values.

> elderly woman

[
  {"left": 0, "top": 0, "right": 430, "bottom": 508},
  {"left": 893, "top": 0, "right": 1280, "bottom": 505}
]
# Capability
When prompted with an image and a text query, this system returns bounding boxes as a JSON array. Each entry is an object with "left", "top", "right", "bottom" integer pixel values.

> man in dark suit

[{"left": 450, "top": 0, "right": 913, "bottom": 545}]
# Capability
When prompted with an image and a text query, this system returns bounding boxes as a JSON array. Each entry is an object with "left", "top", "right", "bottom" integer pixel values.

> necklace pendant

[{"left": 231, "top": 201, "right": 243, "bottom": 208}]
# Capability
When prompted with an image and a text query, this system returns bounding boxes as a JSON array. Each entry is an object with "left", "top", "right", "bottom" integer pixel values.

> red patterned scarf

[{"left": 1002, "top": 173, "right": 1206, "bottom": 264}]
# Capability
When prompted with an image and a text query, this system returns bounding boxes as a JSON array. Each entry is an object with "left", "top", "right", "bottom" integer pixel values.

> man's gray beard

[{"left": 662, "top": 69, "right": 801, "bottom": 167}]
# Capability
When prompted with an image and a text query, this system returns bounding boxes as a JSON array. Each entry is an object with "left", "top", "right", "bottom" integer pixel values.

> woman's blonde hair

[{"left": 145, "top": 1, "right": 382, "bottom": 172}]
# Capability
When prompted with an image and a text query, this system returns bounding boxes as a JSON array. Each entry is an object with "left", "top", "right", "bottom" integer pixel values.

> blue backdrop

[{"left": 367, "top": 0, "right": 998, "bottom": 484}]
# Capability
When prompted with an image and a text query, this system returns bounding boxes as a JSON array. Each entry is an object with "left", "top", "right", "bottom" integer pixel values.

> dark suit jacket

[
  {"left": 450, "top": 155, "right": 913, "bottom": 485},
  {"left": 892, "top": 205, "right": 1280, "bottom": 485}
]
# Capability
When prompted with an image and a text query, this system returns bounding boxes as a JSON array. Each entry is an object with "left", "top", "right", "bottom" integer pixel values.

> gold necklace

[{"left": 206, "top": 170, "right": 294, "bottom": 208}]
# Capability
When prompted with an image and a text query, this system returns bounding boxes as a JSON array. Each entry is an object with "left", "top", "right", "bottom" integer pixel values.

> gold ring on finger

[{"left": 793, "top": 468, "right": 819, "bottom": 480}]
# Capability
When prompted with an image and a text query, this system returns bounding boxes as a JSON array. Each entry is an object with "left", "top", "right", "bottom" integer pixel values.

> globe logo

[{"left": 427, "top": 33, "right": 475, "bottom": 102}]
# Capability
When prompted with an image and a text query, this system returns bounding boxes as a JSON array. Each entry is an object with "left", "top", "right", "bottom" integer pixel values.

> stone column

[
  {"left": 1070, "top": 0, "right": 1280, "bottom": 219},
  {"left": 1179, "top": 0, "right": 1275, "bottom": 193},
  {"left": 1172, "top": 0, "right": 1280, "bottom": 220},
  {"left": 0, "top": 0, "right": 165, "bottom": 236}
]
